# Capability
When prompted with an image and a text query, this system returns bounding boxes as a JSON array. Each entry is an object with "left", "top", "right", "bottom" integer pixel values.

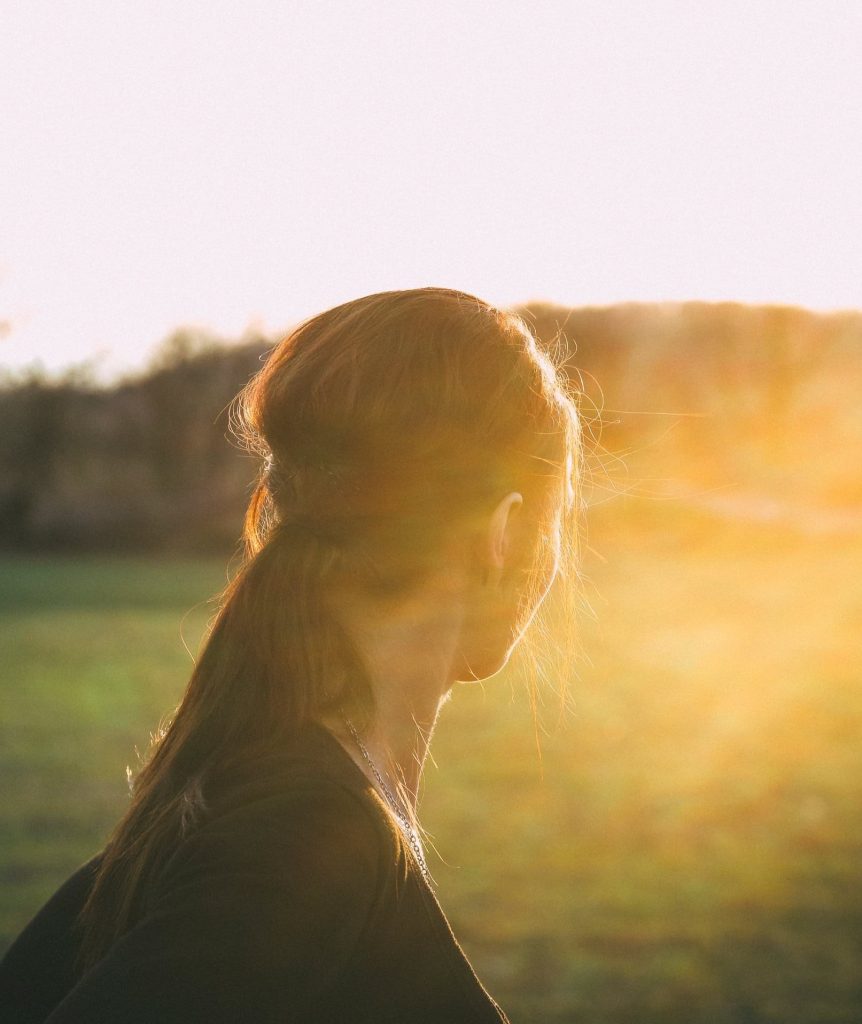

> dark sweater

[{"left": 0, "top": 722, "right": 509, "bottom": 1023}]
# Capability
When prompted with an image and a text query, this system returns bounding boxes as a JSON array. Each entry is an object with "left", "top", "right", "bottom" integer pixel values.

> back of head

[{"left": 236, "top": 286, "right": 579, "bottom": 718}]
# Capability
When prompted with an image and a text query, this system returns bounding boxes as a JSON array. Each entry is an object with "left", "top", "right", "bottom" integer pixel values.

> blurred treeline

[{"left": 1, "top": 302, "right": 859, "bottom": 552}]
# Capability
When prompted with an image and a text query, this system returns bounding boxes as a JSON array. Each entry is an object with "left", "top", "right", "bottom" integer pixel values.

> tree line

[{"left": 1, "top": 302, "right": 858, "bottom": 552}]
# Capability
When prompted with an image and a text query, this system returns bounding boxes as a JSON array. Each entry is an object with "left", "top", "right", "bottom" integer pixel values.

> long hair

[{"left": 75, "top": 286, "right": 582, "bottom": 973}]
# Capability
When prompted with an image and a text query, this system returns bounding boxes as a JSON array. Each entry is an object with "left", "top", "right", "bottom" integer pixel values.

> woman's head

[{"left": 236, "top": 286, "right": 580, "bottom": 713}]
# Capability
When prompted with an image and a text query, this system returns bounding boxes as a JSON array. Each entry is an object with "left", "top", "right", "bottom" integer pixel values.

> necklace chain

[{"left": 342, "top": 718, "right": 431, "bottom": 883}]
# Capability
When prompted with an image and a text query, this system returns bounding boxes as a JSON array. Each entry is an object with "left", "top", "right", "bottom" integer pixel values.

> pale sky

[{"left": 2, "top": 0, "right": 861, "bottom": 381}]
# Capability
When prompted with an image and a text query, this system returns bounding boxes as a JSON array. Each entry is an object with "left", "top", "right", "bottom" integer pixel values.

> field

[{"left": 1, "top": 504, "right": 860, "bottom": 1022}]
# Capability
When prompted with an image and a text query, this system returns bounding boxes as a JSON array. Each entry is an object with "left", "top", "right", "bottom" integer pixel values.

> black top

[{"left": 0, "top": 722, "right": 509, "bottom": 1023}]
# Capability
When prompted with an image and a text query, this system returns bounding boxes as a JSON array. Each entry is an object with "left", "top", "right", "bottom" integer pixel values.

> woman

[{"left": 0, "top": 287, "right": 581, "bottom": 1023}]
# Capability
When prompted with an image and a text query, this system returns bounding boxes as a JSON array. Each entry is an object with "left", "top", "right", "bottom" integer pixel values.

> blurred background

[{"left": 1, "top": 2, "right": 860, "bottom": 1022}]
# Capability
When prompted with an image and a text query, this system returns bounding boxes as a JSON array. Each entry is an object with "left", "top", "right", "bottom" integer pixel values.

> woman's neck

[
  {"left": 321, "top": 575, "right": 467, "bottom": 809},
  {"left": 331, "top": 691, "right": 445, "bottom": 810}
]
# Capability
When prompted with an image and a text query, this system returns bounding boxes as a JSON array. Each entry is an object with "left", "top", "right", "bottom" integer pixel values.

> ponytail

[{"left": 75, "top": 479, "right": 373, "bottom": 973}]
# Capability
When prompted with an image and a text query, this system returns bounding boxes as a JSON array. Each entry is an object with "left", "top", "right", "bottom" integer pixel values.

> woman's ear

[{"left": 484, "top": 491, "right": 523, "bottom": 587}]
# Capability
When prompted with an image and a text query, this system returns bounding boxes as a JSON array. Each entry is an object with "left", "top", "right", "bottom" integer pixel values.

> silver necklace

[{"left": 343, "top": 717, "right": 431, "bottom": 884}]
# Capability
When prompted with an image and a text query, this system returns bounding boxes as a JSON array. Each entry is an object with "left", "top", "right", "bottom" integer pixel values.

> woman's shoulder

[
  {"left": 0, "top": 731, "right": 411, "bottom": 1023},
  {"left": 156, "top": 723, "right": 406, "bottom": 899},
  {"left": 0, "top": 856, "right": 102, "bottom": 1023}
]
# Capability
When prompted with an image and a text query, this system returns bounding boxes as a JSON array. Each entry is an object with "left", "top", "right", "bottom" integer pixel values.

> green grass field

[{"left": 2, "top": 506, "right": 860, "bottom": 1023}]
